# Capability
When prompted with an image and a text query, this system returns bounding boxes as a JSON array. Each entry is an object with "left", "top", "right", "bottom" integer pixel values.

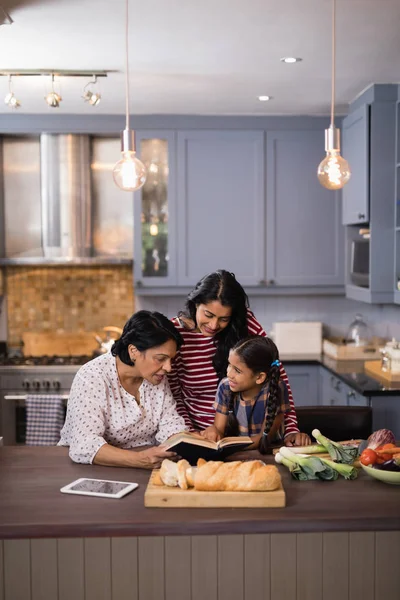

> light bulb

[
  {"left": 149, "top": 223, "right": 159, "bottom": 236},
  {"left": 317, "top": 150, "right": 351, "bottom": 190},
  {"left": 113, "top": 151, "right": 147, "bottom": 192}
]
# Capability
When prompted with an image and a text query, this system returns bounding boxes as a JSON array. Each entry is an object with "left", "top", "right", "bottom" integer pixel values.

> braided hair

[
  {"left": 181, "top": 270, "right": 249, "bottom": 380},
  {"left": 111, "top": 310, "right": 183, "bottom": 366},
  {"left": 224, "top": 336, "right": 282, "bottom": 454}
]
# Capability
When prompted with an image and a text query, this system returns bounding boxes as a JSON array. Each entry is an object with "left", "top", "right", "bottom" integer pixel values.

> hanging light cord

[
  {"left": 125, "top": 0, "right": 130, "bottom": 130},
  {"left": 330, "top": 0, "right": 336, "bottom": 127}
]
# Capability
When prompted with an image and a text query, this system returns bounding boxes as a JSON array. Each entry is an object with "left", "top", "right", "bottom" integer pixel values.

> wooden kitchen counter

[
  {"left": 1, "top": 446, "right": 399, "bottom": 539},
  {"left": 1, "top": 447, "right": 399, "bottom": 600}
]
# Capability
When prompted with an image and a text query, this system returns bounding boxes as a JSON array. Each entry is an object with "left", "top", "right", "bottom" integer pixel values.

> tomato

[{"left": 360, "top": 449, "right": 378, "bottom": 466}]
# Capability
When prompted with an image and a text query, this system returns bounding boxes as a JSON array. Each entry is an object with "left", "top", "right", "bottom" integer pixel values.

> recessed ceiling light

[
  {"left": 258, "top": 95, "right": 271, "bottom": 102},
  {"left": 280, "top": 57, "right": 302, "bottom": 64}
]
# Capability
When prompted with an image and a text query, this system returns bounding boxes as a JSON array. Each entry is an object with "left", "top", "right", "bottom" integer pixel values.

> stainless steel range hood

[{"left": 0, "top": 134, "right": 132, "bottom": 266}]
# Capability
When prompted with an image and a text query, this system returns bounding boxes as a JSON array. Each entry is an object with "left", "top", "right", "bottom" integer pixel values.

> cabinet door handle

[
  {"left": 268, "top": 279, "right": 275, "bottom": 285},
  {"left": 358, "top": 213, "right": 366, "bottom": 220},
  {"left": 136, "top": 280, "right": 143, "bottom": 288},
  {"left": 258, "top": 279, "right": 267, "bottom": 286},
  {"left": 335, "top": 381, "right": 342, "bottom": 392}
]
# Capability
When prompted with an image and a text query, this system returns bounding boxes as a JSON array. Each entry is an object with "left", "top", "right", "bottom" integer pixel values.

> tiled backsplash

[{"left": 5, "top": 266, "right": 134, "bottom": 348}]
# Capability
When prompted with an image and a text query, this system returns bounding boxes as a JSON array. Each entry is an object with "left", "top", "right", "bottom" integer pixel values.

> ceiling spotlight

[
  {"left": 4, "top": 76, "right": 20, "bottom": 109},
  {"left": 258, "top": 95, "right": 271, "bottom": 102},
  {"left": 280, "top": 57, "right": 302, "bottom": 64},
  {"left": 45, "top": 74, "right": 62, "bottom": 108},
  {"left": 82, "top": 75, "right": 101, "bottom": 106}
]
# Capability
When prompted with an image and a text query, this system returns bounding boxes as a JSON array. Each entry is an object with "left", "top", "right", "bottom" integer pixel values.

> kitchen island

[{"left": 0, "top": 447, "right": 399, "bottom": 600}]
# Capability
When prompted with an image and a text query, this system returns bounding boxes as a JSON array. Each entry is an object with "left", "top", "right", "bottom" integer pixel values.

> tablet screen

[{"left": 69, "top": 479, "right": 132, "bottom": 495}]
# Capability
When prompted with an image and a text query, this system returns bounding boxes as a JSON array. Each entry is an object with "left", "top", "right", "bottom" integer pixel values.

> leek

[
  {"left": 279, "top": 444, "right": 326, "bottom": 454},
  {"left": 319, "top": 457, "right": 358, "bottom": 480},
  {"left": 312, "top": 429, "right": 358, "bottom": 464},
  {"left": 279, "top": 447, "right": 338, "bottom": 481},
  {"left": 275, "top": 452, "right": 309, "bottom": 480},
  {"left": 279, "top": 447, "right": 326, "bottom": 479}
]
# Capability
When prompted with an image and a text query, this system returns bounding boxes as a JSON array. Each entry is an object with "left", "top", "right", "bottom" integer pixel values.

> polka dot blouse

[{"left": 58, "top": 352, "right": 187, "bottom": 464}]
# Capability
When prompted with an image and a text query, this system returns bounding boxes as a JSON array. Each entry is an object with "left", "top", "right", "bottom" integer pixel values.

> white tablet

[{"left": 60, "top": 478, "right": 138, "bottom": 499}]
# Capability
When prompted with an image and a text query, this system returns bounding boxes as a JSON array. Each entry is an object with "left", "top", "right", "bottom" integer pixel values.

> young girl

[{"left": 201, "top": 336, "right": 290, "bottom": 453}]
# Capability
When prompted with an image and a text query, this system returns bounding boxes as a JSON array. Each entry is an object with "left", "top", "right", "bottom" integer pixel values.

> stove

[
  {"left": 0, "top": 355, "right": 91, "bottom": 367},
  {"left": 0, "top": 355, "right": 92, "bottom": 445}
]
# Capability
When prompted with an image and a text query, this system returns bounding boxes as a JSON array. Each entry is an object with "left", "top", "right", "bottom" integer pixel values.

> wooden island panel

[{"left": 1, "top": 532, "right": 400, "bottom": 600}]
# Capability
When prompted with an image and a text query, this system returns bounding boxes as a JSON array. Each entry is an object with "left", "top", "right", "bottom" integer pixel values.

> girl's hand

[
  {"left": 284, "top": 432, "right": 312, "bottom": 447},
  {"left": 200, "top": 426, "right": 222, "bottom": 442}
]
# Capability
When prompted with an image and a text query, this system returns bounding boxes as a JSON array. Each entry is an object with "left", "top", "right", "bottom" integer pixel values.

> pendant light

[
  {"left": 317, "top": 0, "right": 351, "bottom": 190},
  {"left": 112, "top": 0, "right": 146, "bottom": 192}
]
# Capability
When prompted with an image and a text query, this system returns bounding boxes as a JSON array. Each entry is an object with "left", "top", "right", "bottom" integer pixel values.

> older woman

[{"left": 59, "top": 310, "right": 187, "bottom": 468}]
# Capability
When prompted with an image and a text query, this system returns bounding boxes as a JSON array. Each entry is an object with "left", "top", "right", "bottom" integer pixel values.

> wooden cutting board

[
  {"left": 364, "top": 360, "right": 400, "bottom": 383},
  {"left": 144, "top": 471, "right": 286, "bottom": 508}
]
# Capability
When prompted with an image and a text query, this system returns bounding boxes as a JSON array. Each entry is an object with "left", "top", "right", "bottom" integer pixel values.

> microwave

[{"left": 350, "top": 239, "right": 370, "bottom": 287}]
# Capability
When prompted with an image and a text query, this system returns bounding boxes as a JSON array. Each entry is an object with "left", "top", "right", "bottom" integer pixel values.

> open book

[{"left": 163, "top": 432, "right": 252, "bottom": 465}]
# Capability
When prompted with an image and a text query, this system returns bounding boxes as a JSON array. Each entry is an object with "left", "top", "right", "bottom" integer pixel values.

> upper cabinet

[
  {"left": 394, "top": 90, "right": 400, "bottom": 305},
  {"left": 342, "top": 85, "right": 398, "bottom": 304},
  {"left": 134, "top": 131, "right": 178, "bottom": 287},
  {"left": 176, "top": 130, "right": 265, "bottom": 287},
  {"left": 133, "top": 125, "right": 345, "bottom": 293},
  {"left": 266, "top": 130, "right": 344, "bottom": 287},
  {"left": 342, "top": 105, "right": 370, "bottom": 225}
]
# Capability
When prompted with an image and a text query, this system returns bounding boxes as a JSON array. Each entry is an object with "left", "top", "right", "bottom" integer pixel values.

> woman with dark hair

[
  {"left": 168, "top": 270, "right": 310, "bottom": 446},
  {"left": 203, "top": 336, "right": 290, "bottom": 454},
  {"left": 59, "top": 310, "right": 187, "bottom": 468}
]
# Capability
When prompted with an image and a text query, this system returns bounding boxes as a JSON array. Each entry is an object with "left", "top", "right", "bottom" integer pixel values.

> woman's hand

[
  {"left": 284, "top": 432, "right": 312, "bottom": 447},
  {"left": 136, "top": 446, "right": 177, "bottom": 469},
  {"left": 200, "top": 425, "right": 222, "bottom": 442}
]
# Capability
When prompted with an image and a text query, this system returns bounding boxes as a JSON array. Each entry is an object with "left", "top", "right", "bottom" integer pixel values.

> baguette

[{"left": 194, "top": 460, "right": 281, "bottom": 492}]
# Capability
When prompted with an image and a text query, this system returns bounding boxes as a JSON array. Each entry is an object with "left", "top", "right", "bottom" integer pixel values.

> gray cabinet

[
  {"left": 284, "top": 365, "right": 320, "bottom": 406},
  {"left": 134, "top": 131, "right": 178, "bottom": 287},
  {"left": 343, "top": 84, "right": 397, "bottom": 304},
  {"left": 176, "top": 130, "right": 265, "bottom": 287},
  {"left": 342, "top": 105, "right": 370, "bottom": 225},
  {"left": 266, "top": 130, "right": 344, "bottom": 287},
  {"left": 319, "top": 367, "right": 368, "bottom": 407}
]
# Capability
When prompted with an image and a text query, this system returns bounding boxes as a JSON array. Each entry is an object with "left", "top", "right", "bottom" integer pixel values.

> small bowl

[{"left": 360, "top": 463, "right": 400, "bottom": 485}]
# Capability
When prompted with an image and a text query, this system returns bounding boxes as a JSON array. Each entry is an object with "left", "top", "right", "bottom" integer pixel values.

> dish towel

[{"left": 25, "top": 395, "right": 65, "bottom": 446}]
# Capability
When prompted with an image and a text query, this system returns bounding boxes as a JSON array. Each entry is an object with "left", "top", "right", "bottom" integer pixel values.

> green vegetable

[
  {"left": 279, "top": 447, "right": 329, "bottom": 480},
  {"left": 280, "top": 444, "right": 326, "bottom": 454},
  {"left": 275, "top": 452, "right": 309, "bottom": 480},
  {"left": 312, "top": 429, "right": 358, "bottom": 464},
  {"left": 319, "top": 457, "right": 358, "bottom": 480}
]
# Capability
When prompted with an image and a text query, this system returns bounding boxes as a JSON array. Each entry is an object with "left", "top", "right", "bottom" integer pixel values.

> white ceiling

[{"left": 0, "top": 0, "right": 400, "bottom": 116}]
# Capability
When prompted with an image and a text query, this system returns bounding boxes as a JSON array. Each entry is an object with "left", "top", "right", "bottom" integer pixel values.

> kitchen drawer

[
  {"left": 319, "top": 367, "right": 368, "bottom": 407},
  {"left": 284, "top": 365, "right": 320, "bottom": 406}
]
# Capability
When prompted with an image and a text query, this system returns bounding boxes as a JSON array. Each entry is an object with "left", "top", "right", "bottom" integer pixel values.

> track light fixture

[
  {"left": 4, "top": 75, "right": 20, "bottom": 108},
  {"left": 82, "top": 75, "right": 101, "bottom": 106},
  {"left": 44, "top": 74, "right": 62, "bottom": 108},
  {"left": 0, "top": 70, "right": 108, "bottom": 108}
]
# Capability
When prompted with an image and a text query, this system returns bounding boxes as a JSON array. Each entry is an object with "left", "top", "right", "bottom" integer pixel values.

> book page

[{"left": 218, "top": 436, "right": 252, "bottom": 448}]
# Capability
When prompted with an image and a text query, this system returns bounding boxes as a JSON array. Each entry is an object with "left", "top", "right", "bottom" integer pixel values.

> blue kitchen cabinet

[
  {"left": 342, "top": 105, "right": 370, "bottom": 225},
  {"left": 266, "top": 130, "right": 344, "bottom": 287},
  {"left": 176, "top": 130, "right": 265, "bottom": 287},
  {"left": 134, "top": 131, "right": 178, "bottom": 287},
  {"left": 284, "top": 365, "right": 320, "bottom": 406},
  {"left": 319, "top": 366, "right": 368, "bottom": 407}
]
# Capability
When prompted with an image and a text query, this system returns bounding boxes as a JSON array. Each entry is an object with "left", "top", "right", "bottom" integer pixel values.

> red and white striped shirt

[{"left": 168, "top": 311, "right": 299, "bottom": 436}]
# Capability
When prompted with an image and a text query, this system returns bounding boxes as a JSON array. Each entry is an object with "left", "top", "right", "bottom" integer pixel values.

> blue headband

[{"left": 271, "top": 359, "right": 281, "bottom": 368}]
